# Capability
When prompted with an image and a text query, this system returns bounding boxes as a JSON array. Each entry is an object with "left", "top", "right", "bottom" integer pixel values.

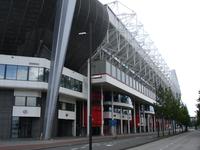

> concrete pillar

[
  {"left": 82, "top": 101, "right": 85, "bottom": 135},
  {"left": 133, "top": 101, "right": 136, "bottom": 133},
  {"left": 82, "top": 102, "right": 84, "bottom": 127},
  {"left": 138, "top": 104, "right": 141, "bottom": 133},
  {"left": 128, "top": 114, "right": 130, "bottom": 134},
  {"left": 147, "top": 114, "right": 150, "bottom": 133},
  {"left": 100, "top": 86, "right": 104, "bottom": 136},
  {"left": 153, "top": 115, "right": 156, "bottom": 132},
  {"left": 159, "top": 119, "right": 162, "bottom": 133},
  {"left": 144, "top": 113, "right": 146, "bottom": 132},
  {"left": 73, "top": 101, "right": 77, "bottom": 136},
  {"left": 111, "top": 91, "right": 115, "bottom": 135},
  {"left": 120, "top": 108, "right": 123, "bottom": 134},
  {"left": 43, "top": 0, "right": 77, "bottom": 140},
  {"left": 87, "top": 59, "right": 90, "bottom": 136}
]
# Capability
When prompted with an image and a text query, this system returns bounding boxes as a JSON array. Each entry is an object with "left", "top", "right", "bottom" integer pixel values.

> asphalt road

[
  {"left": 43, "top": 134, "right": 157, "bottom": 150},
  {"left": 128, "top": 130, "right": 200, "bottom": 150}
]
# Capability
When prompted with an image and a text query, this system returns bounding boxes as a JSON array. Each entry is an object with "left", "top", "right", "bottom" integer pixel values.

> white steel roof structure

[{"left": 94, "top": 1, "right": 181, "bottom": 97}]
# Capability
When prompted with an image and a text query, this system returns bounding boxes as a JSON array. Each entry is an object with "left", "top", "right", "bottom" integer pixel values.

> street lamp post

[
  {"left": 89, "top": 22, "right": 93, "bottom": 150},
  {"left": 79, "top": 23, "right": 93, "bottom": 150}
]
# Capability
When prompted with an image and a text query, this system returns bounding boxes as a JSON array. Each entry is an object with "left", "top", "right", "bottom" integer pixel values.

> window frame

[
  {"left": 17, "top": 65, "right": 28, "bottom": 81},
  {"left": 0, "top": 64, "right": 5, "bottom": 79},
  {"left": 6, "top": 65, "right": 17, "bottom": 80}
]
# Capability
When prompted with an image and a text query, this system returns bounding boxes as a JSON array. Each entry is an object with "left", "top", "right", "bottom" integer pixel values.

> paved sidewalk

[{"left": 0, "top": 132, "right": 177, "bottom": 150}]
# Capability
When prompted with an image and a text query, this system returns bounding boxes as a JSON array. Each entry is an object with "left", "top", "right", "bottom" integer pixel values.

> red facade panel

[{"left": 83, "top": 91, "right": 102, "bottom": 127}]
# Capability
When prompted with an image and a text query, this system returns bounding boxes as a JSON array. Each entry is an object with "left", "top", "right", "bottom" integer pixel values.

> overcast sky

[{"left": 99, "top": 0, "right": 200, "bottom": 116}]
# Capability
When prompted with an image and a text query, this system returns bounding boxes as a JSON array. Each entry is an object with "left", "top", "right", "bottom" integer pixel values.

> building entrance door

[
  {"left": 58, "top": 119, "right": 73, "bottom": 137},
  {"left": 19, "top": 117, "right": 32, "bottom": 138}
]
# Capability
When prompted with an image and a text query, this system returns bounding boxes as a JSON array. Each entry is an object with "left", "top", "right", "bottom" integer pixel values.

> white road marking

[
  {"left": 106, "top": 144, "right": 113, "bottom": 147},
  {"left": 71, "top": 148, "right": 79, "bottom": 150},
  {"left": 80, "top": 146, "right": 86, "bottom": 149}
]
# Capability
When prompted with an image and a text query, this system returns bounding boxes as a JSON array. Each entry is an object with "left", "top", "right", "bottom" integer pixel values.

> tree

[
  {"left": 177, "top": 103, "right": 190, "bottom": 131},
  {"left": 163, "top": 88, "right": 176, "bottom": 134},
  {"left": 197, "top": 91, "right": 200, "bottom": 126},
  {"left": 154, "top": 85, "right": 190, "bottom": 135},
  {"left": 154, "top": 85, "right": 165, "bottom": 137}
]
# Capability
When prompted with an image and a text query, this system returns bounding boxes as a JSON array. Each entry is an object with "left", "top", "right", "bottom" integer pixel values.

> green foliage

[
  {"left": 154, "top": 85, "right": 190, "bottom": 128},
  {"left": 178, "top": 104, "right": 190, "bottom": 127},
  {"left": 197, "top": 92, "right": 200, "bottom": 125}
]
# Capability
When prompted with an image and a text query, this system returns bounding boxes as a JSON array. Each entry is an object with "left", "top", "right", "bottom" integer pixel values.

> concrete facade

[{"left": 0, "top": 1, "right": 180, "bottom": 140}]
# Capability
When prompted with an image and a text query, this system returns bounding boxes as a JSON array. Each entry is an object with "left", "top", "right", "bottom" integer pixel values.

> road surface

[
  {"left": 44, "top": 134, "right": 157, "bottom": 150},
  {"left": 128, "top": 130, "right": 200, "bottom": 150}
]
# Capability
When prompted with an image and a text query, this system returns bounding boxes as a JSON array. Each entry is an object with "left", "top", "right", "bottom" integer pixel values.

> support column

[
  {"left": 82, "top": 101, "right": 85, "bottom": 135},
  {"left": 87, "top": 59, "right": 90, "bottom": 136},
  {"left": 120, "top": 107, "right": 123, "bottom": 134},
  {"left": 159, "top": 119, "right": 162, "bottom": 133},
  {"left": 73, "top": 101, "right": 77, "bottom": 136},
  {"left": 101, "top": 86, "right": 104, "bottom": 136},
  {"left": 111, "top": 91, "right": 115, "bottom": 135},
  {"left": 133, "top": 101, "right": 136, "bottom": 133},
  {"left": 144, "top": 113, "right": 146, "bottom": 133},
  {"left": 154, "top": 115, "right": 156, "bottom": 132},
  {"left": 138, "top": 104, "right": 141, "bottom": 133},
  {"left": 147, "top": 114, "right": 150, "bottom": 133},
  {"left": 43, "top": 0, "right": 77, "bottom": 140},
  {"left": 128, "top": 115, "right": 130, "bottom": 134}
]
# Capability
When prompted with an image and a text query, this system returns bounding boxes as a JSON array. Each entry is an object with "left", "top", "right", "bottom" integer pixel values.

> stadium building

[{"left": 0, "top": 0, "right": 181, "bottom": 139}]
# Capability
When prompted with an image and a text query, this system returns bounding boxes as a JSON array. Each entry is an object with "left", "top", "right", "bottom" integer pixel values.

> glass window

[
  {"left": 17, "top": 66, "right": 28, "bottom": 80},
  {"left": 70, "top": 78, "right": 75, "bottom": 90},
  {"left": 6, "top": 65, "right": 17, "bottom": 80},
  {"left": 66, "top": 103, "right": 75, "bottom": 111},
  {"left": 111, "top": 65, "right": 116, "bottom": 78},
  {"left": 126, "top": 75, "right": 129, "bottom": 85},
  {"left": 72, "top": 79, "right": 82, "bottom": 92},
  {"left": 60, "top": 75, "right": 65, "bottom": 87},
  {"left": 11, "top": 117, "right": 19, "bottom": 138},
  {"left": 138, "top": 83, "right": 141, "bottom": 92},
  {"left": 104, "top": 92, "right": 111, "bottom": 102},
  {"left": 123, "top": 109, "right": 128, "bottom": 115},
  {"left": 141, "top": 85, "right": 143, "bottom": 93},
  {"left": 104, "top": 105, "right": 111, "bottom": 112},
  {"left": 73, "top": 79, "right": 79, "bottom": 91},
  {"left": 106, "top": 62, "right": 111, "bottom": 74},
  {"left": 0, "top": 64, "right": 5, "bottom": 79},
  {"left": 60, "top": 102, "right": 66, "bottom": 110},
  {"left": 44, "top": 68, "right": 49, "bottom": 82},
  {"left": 29, "top": 67, "right": 39, "bottom": 81},
  {"left": 117, "top": 68, "right": 121, "bottom": 80},
  {"left": 65, "top": 76, "right": 72, "bottom": 89},
  {"left": 15, "top": 96, "right": 26, "bottom": 106},
  {"left": 133, "top": 79, "right": 135, "bottom": 89},
  {"left": 121, "top": 72, "right": 125, "bottom": 83},
  {"left": 121, "top": 95, "right": 127, "bottom": 103},
  {"left": 114, "top": 106, "right": 118, "bottom": 113},
  {"left": 144, "top": 87, "right": 146, "bottom": 95},
  {"left": 113, "top": 93, "right": 119, "bottom": 102},
  {"left": 130, "top": 77, "right": 132, "bottom": 87},
  {"left": 108, "top": 106, "right": 112, "bottom": 112},
  {"left": 38, "top": 68, "right": 44, "bottom": 82},
  {"left": 27, "top": 97, "right": 37, "bottom": 106},
  {"left": 135, "top": 81, "right": 138, "bottom": 90},
  {"left": 78, "top": 81, "right": 82, "bottom": 92}
]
